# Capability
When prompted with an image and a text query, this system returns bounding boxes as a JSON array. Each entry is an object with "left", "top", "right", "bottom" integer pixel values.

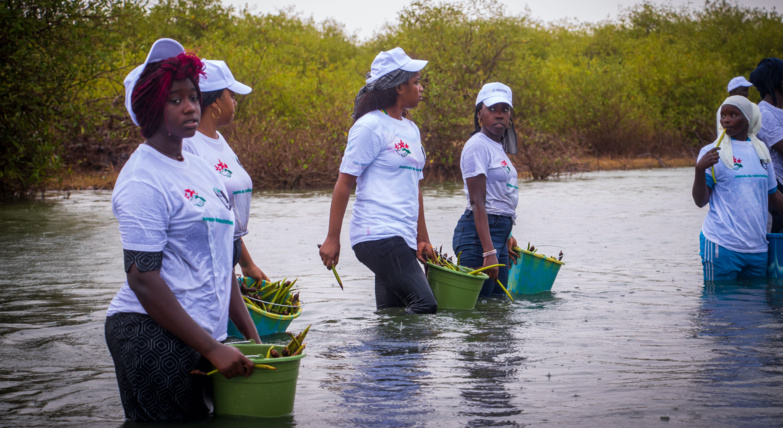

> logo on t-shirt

[
  {"left": 501, "top": 160, "right": 511, "bottom": 174},
  {"left": 213, "top": 187, "right": 231, "bottom": 210},
  {"left": 733, "top": 156, "right": 743, "bottom": 170},
  {"left": 394, "top": 140, "right": 411, "bottom": 157},
  {"left": 184, "top": 189, "right": 206, "bottom": 207},
  {"left": 215, "top": 160, "right": 232, "bottom": 178}
]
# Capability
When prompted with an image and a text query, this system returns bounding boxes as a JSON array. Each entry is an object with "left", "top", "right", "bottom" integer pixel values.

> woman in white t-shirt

[
  {"left": 105, "top": 39, "right": 260, "bottom": 423},
  {"left": 452, "top": 83, "right": 520, "bottom": 297},
  {"left": 692, "top": 95, "right": 783, "bottom": 282},
  {"left": 750, "top": 58, "right": 783, "bottom": 232},
  {"left": 318, "top": 47, "right": 437, "bottom": 314},
  {"left": 183, "top": 60, "right": 269, "bottom": 283}
]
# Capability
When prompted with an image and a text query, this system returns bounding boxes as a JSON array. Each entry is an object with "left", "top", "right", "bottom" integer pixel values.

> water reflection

[
  {"left": 453, "top": 301, "right": 525, "bottom": 426},
  {"left": 695, "top": 279, "right": 783, "bottom": 424},
  {"left": 329, "top": 311, "right": 435, "bottom": 427}
]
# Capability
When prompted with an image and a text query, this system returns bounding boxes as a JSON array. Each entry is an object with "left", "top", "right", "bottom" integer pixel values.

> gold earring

[{"left": 211, "top": 106, "right": 222, "bottom": 119}]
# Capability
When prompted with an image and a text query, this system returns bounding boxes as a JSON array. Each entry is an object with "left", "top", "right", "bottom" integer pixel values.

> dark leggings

[
  {"left": 771, "top": 182, "right": 783, "bottom": 233},
  {"left": 232, "top": 238, "right": 242, "bottom": 267},
  {"left": 105, "top": 313, "right": 212, "bottom": 422},
  {"left": 353, "top": 236, "right": 437, "bottom": 314}
]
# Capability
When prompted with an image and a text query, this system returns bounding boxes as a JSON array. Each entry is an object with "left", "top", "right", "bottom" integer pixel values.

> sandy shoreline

[{"left": 48, "top": 156, "right": 695, "bottom": 191}]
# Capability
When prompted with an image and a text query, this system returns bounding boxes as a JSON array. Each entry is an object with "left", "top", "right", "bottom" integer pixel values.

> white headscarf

[{"left": 716, "top": 95, "right": 770, "bottom": 170}]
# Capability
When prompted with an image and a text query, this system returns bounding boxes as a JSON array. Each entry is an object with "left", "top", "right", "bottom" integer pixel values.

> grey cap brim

[
  {"left": 227, "top": 81, "right": 252, "bottom": 95},
  {"left": 400, "top": 59, "right": 428, "bottom": 73}
]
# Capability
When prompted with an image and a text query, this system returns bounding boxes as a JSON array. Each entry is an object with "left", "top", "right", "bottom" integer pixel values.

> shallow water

[{"left": 2, "top": 168, "right": 783, "bottom": 426}]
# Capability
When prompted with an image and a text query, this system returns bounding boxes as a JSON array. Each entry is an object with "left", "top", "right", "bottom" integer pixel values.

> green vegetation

[{"left": 2, "top": 0, "right": 781, "bottom": 198}]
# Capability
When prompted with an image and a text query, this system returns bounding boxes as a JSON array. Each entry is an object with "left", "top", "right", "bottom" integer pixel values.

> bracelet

[{"left": 482, "top": 249, "right": 497, "bottom": 257}]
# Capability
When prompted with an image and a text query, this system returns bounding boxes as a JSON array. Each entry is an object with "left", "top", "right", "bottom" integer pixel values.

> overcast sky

[{"left": 225, "top": 0, "right": 780, "bottom": 40}]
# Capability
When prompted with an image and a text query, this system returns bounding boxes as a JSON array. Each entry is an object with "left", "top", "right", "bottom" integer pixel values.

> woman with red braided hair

[{"left": 105, "top": 39, "right": 261, "bottom": 422}]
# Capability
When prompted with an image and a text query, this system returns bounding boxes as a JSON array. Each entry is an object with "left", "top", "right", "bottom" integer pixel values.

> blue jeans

[
  {"left": 353, "top": 236, "right": 438, "bottom": 314},
  {"left": 700, "top": 232, "right": 767, "bottom": 282},
  {"left": 452, "top": 210, "right": 514, "bottom": 297}
]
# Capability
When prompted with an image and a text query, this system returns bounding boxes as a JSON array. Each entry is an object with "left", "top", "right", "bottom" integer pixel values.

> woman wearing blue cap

[
  {"left": 452, "top": 83, "right": 519, "bottom": 297},
  {"left": 183, "top": 60, "right": 269, "bottom": 285},
  {"left": 319, "top": 47, "right": 437, "bottom": 314}
]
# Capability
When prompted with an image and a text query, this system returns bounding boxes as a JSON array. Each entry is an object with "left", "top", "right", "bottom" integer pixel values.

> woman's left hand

[
  {"left": 417, "top": 241, "right": 434, "bottom": 264},
  {"left": 507, "top": 236, "right": 519, "bottom": 265},
  {"left": 241, "top": 263, "right": 270, "bottom": 284}
]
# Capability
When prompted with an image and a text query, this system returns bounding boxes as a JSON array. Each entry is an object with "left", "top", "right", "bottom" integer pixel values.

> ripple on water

[{"left": 2, "top": 170, "right": 783, "bottom": 426}]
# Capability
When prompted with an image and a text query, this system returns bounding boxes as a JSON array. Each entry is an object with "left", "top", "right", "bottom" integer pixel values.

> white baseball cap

[
  {"left": 123, "top": 38, "right": 185, "bottom": 126},
  {"left": 476, "top": 82, "right": 513, "bottom": 108},
  {"left": 727, "top": 76, "right": 753, "bottom": 92},
  {"left": 366, "top": 47, "right": 428, "bottom": 84},
  {"left": 200, "top": 60, "right": 252, "bottom": 94}
]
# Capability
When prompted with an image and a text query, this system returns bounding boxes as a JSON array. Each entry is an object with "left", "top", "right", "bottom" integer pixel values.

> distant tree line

[{"left": 2, "top": 0, "right": 781, "bottom": 198}]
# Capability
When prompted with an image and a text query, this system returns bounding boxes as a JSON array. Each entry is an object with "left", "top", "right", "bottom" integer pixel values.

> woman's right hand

[
  {"left": 205, "top": 343, "right": 255, "bottom": 379},
  {"left": 319, "top": 237, "right": 340, "bottom": 270},
  {"left": 483, "top": 253, "right": 500, "bottom": 280},
  {"left": 696, "top": 147, "right": 720, "bottom": 173}
]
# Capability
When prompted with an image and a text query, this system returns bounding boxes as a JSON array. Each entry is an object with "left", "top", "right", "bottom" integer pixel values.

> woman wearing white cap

[
  {"left": 727, "top": 76, "right": 753, "bottom": 98},
  {"left": 318, "top": 47, "right": 437, "bottom": 314},
  {"left": 183, "top": 60, "right": 269, "bottom": 284},
  {"left": 105, "top": 39, "right": 260, "bottom": 422},
  {"left": 452, "top": 83, "right": 519, "bottom": 297},
  {"left": 692, "top": 95, "right": 783, "bottom": 282}
]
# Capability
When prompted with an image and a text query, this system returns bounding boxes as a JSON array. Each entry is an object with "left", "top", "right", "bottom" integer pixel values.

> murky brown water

[{"left": 2, "top": 168, "right": 783, "bottom": 426}]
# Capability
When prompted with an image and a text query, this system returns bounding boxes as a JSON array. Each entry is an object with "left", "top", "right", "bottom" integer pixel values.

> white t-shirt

[
  {"left": 758, "top": 101, "right": 783, "bottom": 184},
  {"left": 699, "top": 139, "right": 777, "bottom": 253},
  {"left": 339, "top": 110, "right": 426, "bottom": 249},
  {"left": 460, "top": 132, "right": 519, "bottom": 219},
  {"left": 183, "top": 131, "right": 253, "bottom": 240},
  {"left": 107, "top": 144, "right": 236, "bottom": 341}
]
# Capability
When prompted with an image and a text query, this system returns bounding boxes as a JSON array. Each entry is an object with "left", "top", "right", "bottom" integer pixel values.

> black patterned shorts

[{"left": 105, "top": 313, "right": 212, "bottom": 422}]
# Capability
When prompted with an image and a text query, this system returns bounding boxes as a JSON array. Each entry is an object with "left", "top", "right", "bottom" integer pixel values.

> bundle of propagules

[
  {"left": 427, "top": 245, "right": 503, "bottom": 276},
  {"left": 515, "top": 242, "right": 564, "bottom": 262},
  {"left": 239, "top": 277, "right": 301, "bottom": 315}
]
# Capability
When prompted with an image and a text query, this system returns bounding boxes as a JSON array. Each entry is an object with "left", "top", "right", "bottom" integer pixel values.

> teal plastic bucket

[
  {"left": 767, "top": 233, "right": 783, "bottom": 278},
  {"left": 507, "top": 249, "right": 564, "bottom": 295},
  {"left": 212, "top": 343, "right": 305, "bottom": 418},
  {"left": 227, "top": 302, "right": 301, "bottom": 339},
  {"left": 426, "top": 262, "right": 488, "bottom": 310}
]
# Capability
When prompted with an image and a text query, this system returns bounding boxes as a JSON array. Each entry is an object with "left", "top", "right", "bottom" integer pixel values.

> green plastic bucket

[
  {"left": 426, "top": 262, "right": 488, "bottom": 310},
  {"left": 212, "top": 343, "right": 305, "bottom": 418},
  {"left": 508, "top": 249, "right": 564, "bottom": 295},
  {"left": 227, "top": 302, "right": 301, "bottom": 339}
]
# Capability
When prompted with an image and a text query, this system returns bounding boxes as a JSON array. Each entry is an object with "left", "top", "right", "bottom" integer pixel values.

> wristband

[{"left": 482, "top": 249, "right": 497, "bottom": 257}]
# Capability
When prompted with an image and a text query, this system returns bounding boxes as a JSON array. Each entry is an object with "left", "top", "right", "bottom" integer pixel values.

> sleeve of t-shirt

[
  {"left": 697, "top": 145, "right": 715, "bottom": 188},
  {"left": 112, "top": 180, "right": 169, "bottom": 252},
  {"left": 340, "top": 123, "right": 382, "bottom": 177},
  {"left": 760, "top": 109, "right": 783, "bottom": 148},
  {"left": 461, "top": 141, "right": 491, "bottom": 180}
]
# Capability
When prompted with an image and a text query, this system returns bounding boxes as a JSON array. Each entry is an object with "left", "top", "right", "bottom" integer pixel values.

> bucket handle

[{"left": 244, "top": 295, "right": 304, "bottom": 309}]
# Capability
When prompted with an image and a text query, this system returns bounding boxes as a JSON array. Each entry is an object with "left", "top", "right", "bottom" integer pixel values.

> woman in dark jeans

[
  {"left": 453, "top": 83, "right": 520, "bottom": 297},
  {"left": 319, "top": 47, "right": 436, "bottom": 314}
]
